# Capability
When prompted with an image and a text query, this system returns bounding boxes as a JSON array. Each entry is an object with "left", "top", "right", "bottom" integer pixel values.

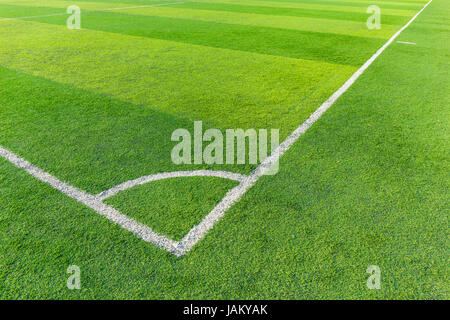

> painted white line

[
  {"left": 0, "top": 0, "right": 433, "bottom": 256},
  {"left": 0, "top": 146, "right": 246, "bottom": 256},
  {"left": 96, "top": 170, "right": 247, "bottom": 200},
  {"left": 0, "top": 146, "right": 183, "bottom": 256},
  {"left": 0, "top": 2, "right": 185, "bottom": 22},
  {"left": 397, "top": 41, "right": 417, "bottom": 45},
  {"left": 100, "top": 2, "right": 185, "bottom": 11},
  {"left": 0, "top": 13, "right": 67, "bottom": 21},
  {"left": 176, "top": 0, "right": 434, "bottom": 255}
]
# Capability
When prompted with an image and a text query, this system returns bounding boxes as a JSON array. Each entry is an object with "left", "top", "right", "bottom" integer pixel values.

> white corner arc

[{"left": 96, "top": 170, "right": 247, "bottom": 200}]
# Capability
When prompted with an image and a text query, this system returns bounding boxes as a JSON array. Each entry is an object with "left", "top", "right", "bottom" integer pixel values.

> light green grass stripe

[
  {"left": 264, "top": 0, "right": 427, "bottom": 7},
  {"left": 0, "top": 0, "right": 172, "bottom": 11},
  {"left": 0, "top": 0, "right": 419, "bottom": 17},
  {"left": 0, "top": 19, "right": 356, "bottom": 134},
  {"left": 190, "top": 0, "right": 419, "bottom": 16},
  {"left": 1, "top": 0, "right": 399, "bottom": 39},
  {"left": 90, "top": 5, "right": 399, "bottom": 39},
  {"left": 0, "top": 2, "right": 388, "bottom": 66}
]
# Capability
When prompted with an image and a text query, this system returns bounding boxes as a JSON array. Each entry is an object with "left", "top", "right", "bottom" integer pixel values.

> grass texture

[{"left": 0, "top": 0, "right": 448, "bottom": 299}]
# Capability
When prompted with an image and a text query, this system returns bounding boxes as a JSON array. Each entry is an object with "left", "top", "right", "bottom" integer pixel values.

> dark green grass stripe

[
  {"left": 169, "top": 2, "right": 409, "bottom": 25},
  {"left": 66, "top": 0, "right": 425, "bottom": 10},
  {"left": 53, "top": 11, "right": 387, "bottom": 66},
  {"left": 0, "top": 4, "right": 385, "bottom": 66},
  {"left": 0, "top": 66, "right": 256, "bottom": 194},
  {"left": 0, "top": 3, "right": 63, "bottom": 18},
  {"left": 254, "top": 0, "right": 425, "bottom": 10}
]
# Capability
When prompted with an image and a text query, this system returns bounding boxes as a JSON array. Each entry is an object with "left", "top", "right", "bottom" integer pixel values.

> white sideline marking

[
  {"left": 0, "top": 0, "right": 432, "bottom": 256},
  {"left": 0, "top": 146, "right": 245, "bottom": 256},
  {"left": 96, "top": 170, "right": 247, "bottom": 200},
  {"left": 0, "top": 13, "right": 67, "bottom": 21},
  {"left": 177, "top": 0, "right": 434, "bottom": 255},
  {"left": 100, "top": 3, "right": 185, "bottom": 11},
  {"left": 0, "top": 2, "right": 185, "bottom": 21},
  {"left": 0, "top": 146, "right": 183, "bottom": 255},
  {"left": 397, "top": 41, "right": 417, "bottom": 45}
]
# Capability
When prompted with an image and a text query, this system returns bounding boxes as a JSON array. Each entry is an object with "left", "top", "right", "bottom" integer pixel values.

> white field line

[
  {"left": 0, "top": 2, "right": 185, "bottom": 21},
  {"left": 176, "top": 0, "right": 433, "bottom": 255},
  {"left": 0, "top": 0, "right": 432, "bottom": 256},
  {"left": 397, "top": 41, "right": 417, "bottom": 45},
  {"left": 99, "top": 2, "right": 185, "bottom": 11},
  {"left": 0, "top": 145, "right": 247, "bottom": 256},
  {"left": 0, "top": 12, "right": 67, "bottom": 21},
  {"left": 96, "top": 170, "right": 247, "bottom": 200},
  {"left": 0, "top": 146, "right": 184, "bottom": 255}
]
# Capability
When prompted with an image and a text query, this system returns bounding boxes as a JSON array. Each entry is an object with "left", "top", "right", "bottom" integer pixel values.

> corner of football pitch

[{"left": 0, "top": 0, "right": 448, "bottom": 299}]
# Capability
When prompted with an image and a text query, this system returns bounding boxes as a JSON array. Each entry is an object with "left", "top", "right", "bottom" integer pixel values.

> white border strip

[{"left": 177, "top": 0, "right": 433, "bottom": 255}]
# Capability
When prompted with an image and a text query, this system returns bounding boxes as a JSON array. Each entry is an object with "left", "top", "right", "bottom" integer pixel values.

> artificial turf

[{"left": 0, "top": 0, "right": 448, "bottom": 299}]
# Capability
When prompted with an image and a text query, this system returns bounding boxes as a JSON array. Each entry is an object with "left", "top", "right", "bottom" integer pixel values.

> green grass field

[{"left": 0, "top": 0, "right": 448, "bottom": 299}]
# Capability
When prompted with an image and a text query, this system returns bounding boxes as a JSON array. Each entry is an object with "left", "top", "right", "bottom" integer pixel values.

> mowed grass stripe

[
  {"left": 80, "top": 5, "right": 399, "bottom": 39},
  {"left": 0, "top": 19, "right": 356, "bottom": 135},
  {"left": 0, "top": 66, "right": 258, "bottom": 192},
  {"left": 1, "top": 1, "right": 399, "bottom": 39},
  {"left": 0, "top": 66, "right": 198, "bottom": 193},
  {"left": 189, "top": 0, "right": 421, "bottom": 16},
  {"left": 300, "top": 0, "right": 425, "bottom": 5},
  {"left": 60, "top": 0, "right": 424, "bottom": 5},
  {"left": 0, "top": 2, "right": 64, "bottom": 18},
  {"left": 23, "top": 0, "right": 423, "bottom": 13},
  {"left": 0, "top": 0, "right": 173, "bottom": 10},
  {"left": 1, "top": 0, "right": 424, "bottom": 12},
  {"left": 254, "top": 0, "right": 426, "bottom": 9},
  {"left": 168, "top": 2, "right": 410, "bottom": 25},
  {"left": 2, "top": 0, "right": 422, "bottom": 25},
  {"left": 0, "top": 4, "right": 385, "bottom": 66}
]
